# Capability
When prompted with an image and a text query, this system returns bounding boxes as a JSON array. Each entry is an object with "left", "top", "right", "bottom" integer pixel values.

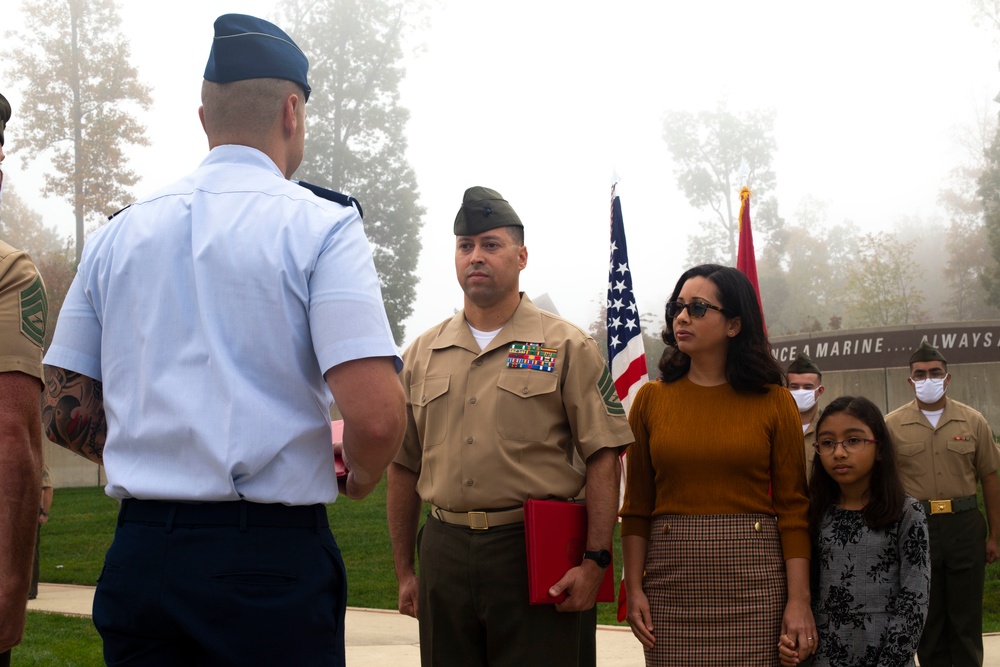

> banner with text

[{"left": 770, "top": 323, "right": 1000, "bottom": 371}]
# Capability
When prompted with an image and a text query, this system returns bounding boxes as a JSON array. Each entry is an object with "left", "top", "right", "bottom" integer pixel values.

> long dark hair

[
  {"left": 658, "top": 264, "right": 783, "bottom": 393},
  {"left": 807, "top": 395, "right": 906, "bottom": 535}
]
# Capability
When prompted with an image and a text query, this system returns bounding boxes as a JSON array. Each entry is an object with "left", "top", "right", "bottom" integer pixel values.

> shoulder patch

[
  {"left": 598, "top": 366, "right": 625, "bottom": 416},
  {"left": 20, "top": 275, "right": 47, "bottom": 346}
]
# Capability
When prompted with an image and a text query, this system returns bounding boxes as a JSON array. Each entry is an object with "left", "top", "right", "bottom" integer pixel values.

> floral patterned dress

[{"left": 811, "top": 497, "right": 930, "bottom": 667}]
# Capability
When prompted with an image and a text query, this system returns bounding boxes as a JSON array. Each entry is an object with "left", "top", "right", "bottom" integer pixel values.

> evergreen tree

[
  {"left": 978, "top": 109, "right": 1000, "bottom": 308},
  {"left": 280, "top": 0, "right": 425, "bottom": 343}
]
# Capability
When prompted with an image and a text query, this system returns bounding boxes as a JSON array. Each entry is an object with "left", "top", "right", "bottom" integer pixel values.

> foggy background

[{"left": 2, "top": 0, "right": 998, "bottom": 347}]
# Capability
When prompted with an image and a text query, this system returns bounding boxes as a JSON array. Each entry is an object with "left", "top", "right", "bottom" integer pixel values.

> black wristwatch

[{"left": 583, "top": 549, "right": 612, "bottom": 568}]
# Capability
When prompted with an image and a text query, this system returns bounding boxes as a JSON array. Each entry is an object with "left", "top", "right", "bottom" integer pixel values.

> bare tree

[
  {"left": 7, "top": 0, "right": 151, "bottom": 262},
  {"left": 663, "top": 104, "right": 778, "bottom": 265},
  {"left": 1, "top": 185, "right": 76, "bottom": 349}
]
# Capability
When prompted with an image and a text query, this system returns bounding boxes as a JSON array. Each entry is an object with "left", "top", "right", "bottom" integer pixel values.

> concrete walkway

[
  {"left": 26, "top": 583, "right": 1000, "bottom": 665},
  {"left": 27, "top": 583, "right": 643, "bottom": 666}
]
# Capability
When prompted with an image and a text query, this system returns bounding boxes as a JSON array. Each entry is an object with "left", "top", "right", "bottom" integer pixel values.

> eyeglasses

[
  {"left": 910, "top": 370, "right": 947, "bottom": 381},
  {"left": 665, "top": 300, "right": 726, "bottom": 319},
  {"left": 813, "top": 438, "right": 878, "bottom": 456}
]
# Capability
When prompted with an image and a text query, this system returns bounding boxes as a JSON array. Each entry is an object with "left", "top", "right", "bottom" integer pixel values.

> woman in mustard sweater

[{"left": 620, "top": 264, "right": 814, "bottom": 666}]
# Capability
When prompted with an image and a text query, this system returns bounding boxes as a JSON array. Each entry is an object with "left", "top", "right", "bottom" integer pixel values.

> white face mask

[
  {"left": 790, "top": 388, "right": 817, "bottom": 413},
  {"left": 913, "top": 377, "right": 946, "bottom": 404}
]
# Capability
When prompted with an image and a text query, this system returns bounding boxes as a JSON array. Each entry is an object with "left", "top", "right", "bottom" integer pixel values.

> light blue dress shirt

[{"left": 45, "top": 145, "right": 401, "bottom": 505}]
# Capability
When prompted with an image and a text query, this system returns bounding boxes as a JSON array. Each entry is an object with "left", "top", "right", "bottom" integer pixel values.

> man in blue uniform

[{"left": 42, "top": 14, "right": 405, "bottom": 666}]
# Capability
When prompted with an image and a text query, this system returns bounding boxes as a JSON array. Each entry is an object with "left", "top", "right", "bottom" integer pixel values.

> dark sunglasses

[{"left": 665, "top": 300, "right": 726, "bottom": 319}]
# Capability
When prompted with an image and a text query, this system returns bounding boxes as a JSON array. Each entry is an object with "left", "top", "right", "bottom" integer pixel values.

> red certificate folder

[
  {"left": 523, "top": 499, "right": 615, "bottom": 605},
  {"left": 331, "top": 420, "right": 348, "bottom": 479}
]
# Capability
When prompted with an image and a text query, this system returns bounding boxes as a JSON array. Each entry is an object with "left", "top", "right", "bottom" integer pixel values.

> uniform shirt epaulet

[
  {"left": 296, "top": 181, "right": 364, "bottom": 219},
  {"left": 107, "top": 204, "right": 132, "bottom": 221}
]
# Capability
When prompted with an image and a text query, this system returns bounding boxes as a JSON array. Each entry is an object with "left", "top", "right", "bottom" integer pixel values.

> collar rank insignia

[{"left": 506, "top": 342, "right": 557, "bottom": 372}]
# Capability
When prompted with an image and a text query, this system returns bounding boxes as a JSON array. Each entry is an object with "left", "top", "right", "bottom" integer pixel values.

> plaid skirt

[{"left": 642, "top": 514, "right": 786, "bottom": 667}]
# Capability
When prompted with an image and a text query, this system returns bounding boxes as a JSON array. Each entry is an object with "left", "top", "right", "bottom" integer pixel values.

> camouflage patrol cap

[
  {"left": 454, "top": 186, "right": 523, "bottom": 235},
  {"left": 786, "top": 352, "right": 821, "bottom": 375},
  {"left": 0, "top": 93, "right": 10, "bottom": 147},
  {"left": 909, "top": 341, "right": 947, "bottom": 365}
]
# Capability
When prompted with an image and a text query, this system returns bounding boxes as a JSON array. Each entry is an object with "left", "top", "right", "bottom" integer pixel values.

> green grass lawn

[
  {"left": 36, "top": 484, "right": 626, "bottom": 623},
  {"left": 30, "top": 483, "right": 1000, "bottom": 663},
  {"left": 21, "top": 483, "right": 627, "bottom": 663},
  {"left": 18, "top": 613, "right": 103, "bottom": 666},
  {"left": 980, "top": 493, "right": 1000, "bottom": 633}
]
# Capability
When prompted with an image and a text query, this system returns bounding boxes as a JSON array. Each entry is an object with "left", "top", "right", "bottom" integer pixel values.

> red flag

[
  {"left": 736, "top": 186, "right": 766, "bottom": 333},
  {"left": 737, "top": 187, "right": 773, "bottom": 499}
]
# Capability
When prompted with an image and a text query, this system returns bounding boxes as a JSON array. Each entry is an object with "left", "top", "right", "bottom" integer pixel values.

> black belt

[
  {"left": 920, "top": 495, "right": 978, "bottom": 516},
  {"left": 118, "top": 498, "right": 328, "bottom": 530}
]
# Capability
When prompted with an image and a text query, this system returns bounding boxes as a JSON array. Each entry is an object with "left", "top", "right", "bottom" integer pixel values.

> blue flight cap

[{"left": 204, "top": 14, "right": 311, "bottom": 102}]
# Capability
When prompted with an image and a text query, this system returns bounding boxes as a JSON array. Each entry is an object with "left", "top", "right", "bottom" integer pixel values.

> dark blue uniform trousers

[{"left": 94, "top": 499, "right": 347, "bottom": 667}]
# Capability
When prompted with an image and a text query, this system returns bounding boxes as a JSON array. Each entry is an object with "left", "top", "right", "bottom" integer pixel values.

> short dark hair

[
  {"left": 807, "top": 395, "right": 906, "bottom": 534},
  {"left": 505, "top": 225, "right": 524, "bottom": 246},
  {"left": 658, "top": 264, "right": 782, "bottom": 393}
]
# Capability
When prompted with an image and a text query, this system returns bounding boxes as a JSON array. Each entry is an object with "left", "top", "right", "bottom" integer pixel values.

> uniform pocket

[
  {"left": 896, "top": 441, "right": 927, "bottom": 479},
  {"left": 411, "top": 376, "right": 450, "bottom": 447},
  {"left": 946, "top": 438, "right": 976, "bottom": 455},
  {"left": 496, "top": 370, "right": 559, "bottom": 441},
  {"left": 896, "top": 442, "right": 926, "bottom": 457}
]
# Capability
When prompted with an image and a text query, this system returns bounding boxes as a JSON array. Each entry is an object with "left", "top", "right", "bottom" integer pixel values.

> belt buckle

[
  {"left": 468, "top": 511, "right": 489, "bottom": 530},
  {"left": 931, "top": 499, "right": 953, "bottom": 515}
]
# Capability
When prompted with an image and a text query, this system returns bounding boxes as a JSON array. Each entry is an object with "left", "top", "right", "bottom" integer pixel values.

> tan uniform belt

[
  {"left": 431, "top": 505, "right": 524, "bottom": 530},
  {"left": 920, "top": 495, "right": 978, "bottom": 515}
]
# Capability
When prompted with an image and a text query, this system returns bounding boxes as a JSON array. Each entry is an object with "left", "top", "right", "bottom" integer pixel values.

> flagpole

[
  {"left": 735, "top": 186, "right": 766, "bottom": 335},
  {"left": 606, "top": 176, "right": 648, "bottom": 622}
]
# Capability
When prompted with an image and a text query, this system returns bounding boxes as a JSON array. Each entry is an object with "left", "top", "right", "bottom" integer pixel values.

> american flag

[
  {"left": 606, "top": 182, "right": 647, "bottom": 622},
  {"left": 606, "top": 183, "right": 648, "bottom": 416}
]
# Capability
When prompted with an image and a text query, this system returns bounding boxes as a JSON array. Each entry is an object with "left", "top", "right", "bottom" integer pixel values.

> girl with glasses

[
  {"left": 620, "top": 264, "right": 814, "bottom": 665},
  {"left": 779, "top": 396, "right": 930, "bottom": 666}
]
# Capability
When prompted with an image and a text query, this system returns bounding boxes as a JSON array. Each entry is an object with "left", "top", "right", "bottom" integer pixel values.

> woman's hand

[
  {"left": 780, "top": 597, "right": 817, "bottom": 660},
  {"left": 625, "top": 588, "right": 656, "bottom": 649}
]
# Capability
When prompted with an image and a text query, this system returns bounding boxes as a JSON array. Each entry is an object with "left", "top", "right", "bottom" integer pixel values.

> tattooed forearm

[{"left": 42, "top": 366, "right": 106, "bottom": 465}]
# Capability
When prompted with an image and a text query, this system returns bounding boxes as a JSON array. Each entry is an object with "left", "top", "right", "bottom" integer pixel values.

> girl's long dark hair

[
  {"left": 658, "top": 264, "right": 783, "bottom": 393},
  {"left": 807, "top": 395, "right": 907, "bottom": 535}
]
